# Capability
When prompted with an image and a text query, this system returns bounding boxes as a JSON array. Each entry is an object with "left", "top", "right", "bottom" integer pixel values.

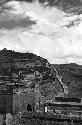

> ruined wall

[
  {"left": 0, "top": 93, "right": 13, "bottom": 114},
  {"left": 13, "top": 89, "right": 36, "bottom": 114}
]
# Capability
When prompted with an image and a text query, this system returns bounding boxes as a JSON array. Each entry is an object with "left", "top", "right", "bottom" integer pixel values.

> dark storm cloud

[
  {"left": 0, "top": 0, "right": 10, "bottom": 6},
  {"left": 0, "top": 6, "right": 36, "bottom": 30},
  {"left": 0, "top": 17, "right": 36, "bottom": 30}
]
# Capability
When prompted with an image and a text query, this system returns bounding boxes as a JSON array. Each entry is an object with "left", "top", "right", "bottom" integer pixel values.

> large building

[
  {"left": 0, "top": 85, "right": 13, "bottom": 115},
  {"left": 43, "top": 97, "right": 82, "bottom": 120}
]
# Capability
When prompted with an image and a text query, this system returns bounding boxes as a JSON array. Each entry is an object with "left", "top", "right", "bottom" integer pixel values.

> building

[
  {"left": 13, "top": 88, "right": 36, "bottom": 114},
  {"left": 43, "top": 97, "right": 82, "bottom": 119},
  {"left": 34, "top": 70, "right": 40, "bottom": 77},
  {"left": 0, "top": 86, "right": 13, "bottom": 115}
]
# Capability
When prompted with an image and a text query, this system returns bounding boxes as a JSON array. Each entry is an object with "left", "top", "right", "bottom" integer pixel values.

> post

[
  {"left": 3, "top": 93, "right": 6, "bottom": 125},
  {"left": 39, "top": 97, "right": 40, "bottom": 110},
  {"left": 71, "top": 120, "right": 74, "bottom": 125},
  {"left": 43, "top": 104, "right": 45, "bottom": 114}
]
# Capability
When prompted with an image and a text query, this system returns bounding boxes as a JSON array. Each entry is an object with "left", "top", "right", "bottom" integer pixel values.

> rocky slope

[
  {"left": 0, "top": 49, "right": 82, "bottom": 99},
  {"left": 52, "top": 63, "right": 82, "bottom": 98},
  {"left": 0, "top": 48, "right": 50, "bottom": 86}
]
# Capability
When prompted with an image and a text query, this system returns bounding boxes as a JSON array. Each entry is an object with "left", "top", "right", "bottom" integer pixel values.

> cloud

[{"left": 0, "top": 0, "right": 82, "bottom": 64}]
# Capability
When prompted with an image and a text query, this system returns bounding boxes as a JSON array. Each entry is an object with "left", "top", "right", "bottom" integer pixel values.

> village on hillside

[{"left": 0, "top": 49, "right": 82, "bottom": 124}]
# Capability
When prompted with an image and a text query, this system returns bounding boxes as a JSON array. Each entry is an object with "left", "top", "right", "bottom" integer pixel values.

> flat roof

[
  {"left": 44, "top": 102, "right": 82, "bottom": 108},
  {"left": 55, "top": 97, "right": 81, "bottom": 102}
]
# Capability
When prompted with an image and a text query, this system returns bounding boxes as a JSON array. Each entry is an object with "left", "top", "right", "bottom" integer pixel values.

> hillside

[
  {"left": 52, "top": 63, "right": 82, "bottom": 98},
  {"left": 0, "top": 49, "right": 82, "bottom": 99},
  {"left": 0, "top": 48, "right": 52, "bottom": 91}
]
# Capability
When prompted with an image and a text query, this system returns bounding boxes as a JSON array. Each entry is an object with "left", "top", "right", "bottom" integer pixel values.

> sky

[{"left": 0, "top": 0, "right": 82, "bottom": 64}]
